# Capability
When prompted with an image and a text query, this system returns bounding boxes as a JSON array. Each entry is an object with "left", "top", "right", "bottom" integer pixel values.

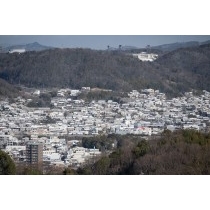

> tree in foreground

[{"left": 0, "top": 150, "right": 16, "bottom": 175}]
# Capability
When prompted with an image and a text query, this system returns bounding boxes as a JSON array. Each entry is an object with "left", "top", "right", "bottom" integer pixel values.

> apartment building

[{"left": 26, "top": 142, "right": 43, "bottom": 169}]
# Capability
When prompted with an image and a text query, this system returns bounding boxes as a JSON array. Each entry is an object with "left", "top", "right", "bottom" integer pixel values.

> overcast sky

[{"left": 1, "top": 35, "right": 210, "bottom": 50}]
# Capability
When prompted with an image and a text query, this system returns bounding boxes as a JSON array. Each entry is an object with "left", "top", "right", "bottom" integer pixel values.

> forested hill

[
  {"left": 0, "top": 78, "right": 19, "bottom": 98},
  {"left": 0, "top": 48, "right": 164, "bottom": 91},
  {"left": 155, "top": 43, "right": 210, "bottom": 92},
  {"left": 0, "top": 44, "right": 210, "bottom": 97}
]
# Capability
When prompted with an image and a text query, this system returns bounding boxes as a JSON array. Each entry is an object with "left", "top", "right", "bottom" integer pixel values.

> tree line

[{"left": 75, "top": 129, "right": 210, "bottom": 175}]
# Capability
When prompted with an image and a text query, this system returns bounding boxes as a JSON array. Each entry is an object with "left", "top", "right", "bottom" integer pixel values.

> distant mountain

[
  {"left": 2, "top": 40, "right": 210, "bottom": 54},
  {"left": 151, "top": 40, "right": 210, "bottom": 52},
  {"left": 0, "top": 48, "right": 159, "bottom": 91},
  {"left": 151, "top": 41, "right": 200, "bottom": 52},
  {"left": 0, "top": 44, "right": 210, "bottom": 97},
  {"left": 106, "top": 40, "right": 210, "bottom": 54},
  {"left": 1, "top": 42, "right": 54, "bottom": 53},
  {"left": 155, "top": 43, "right": 210, "bottom": 93},
  {"left": 107, "top": 45, "right": 163, "bottom": 55},
  {"left": 107, "top": 41, "right": 210, "bottom": 54},
  {"left": 121, "top": 46, "right": 139, "bottom": 51},
  {"left": 200, "top": 40, "right": 210, "bottom": 45}
]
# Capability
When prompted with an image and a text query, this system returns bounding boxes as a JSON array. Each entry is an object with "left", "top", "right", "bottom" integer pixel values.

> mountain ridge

[
  {"left": 151, "top": 40, "right": 210, "bottom": 52},
  {"left": 0, "top": 43, "right": 210, "bottom": 97},
  {"left": 1, "top": 39, "right": 210, "bottom": 53},
  {"left": 0, "top": 42, "right": 54, "bottom": 53}
]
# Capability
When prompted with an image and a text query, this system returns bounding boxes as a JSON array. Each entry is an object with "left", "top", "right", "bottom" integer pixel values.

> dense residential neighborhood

[{"left": 1, "top": 87, "right": 210, "bottom": 171}]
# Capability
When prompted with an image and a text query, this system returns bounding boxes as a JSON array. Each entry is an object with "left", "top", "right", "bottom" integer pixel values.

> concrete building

[
  {"left": 9, "top": 49, "right": 26, "bottom": 54},
  {"left": 26, "top": 142, "right": 43, "bottom": 168},
  {"left": 133, "top": 52, "right": 158, "bottom": 62}
]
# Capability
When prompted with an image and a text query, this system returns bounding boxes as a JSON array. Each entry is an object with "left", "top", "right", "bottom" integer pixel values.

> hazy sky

[{"left": 1, "top": 35, "right": 210, "bottom": 50}]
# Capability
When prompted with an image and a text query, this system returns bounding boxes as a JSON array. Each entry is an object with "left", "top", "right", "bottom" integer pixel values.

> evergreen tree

[{"left": 0, "top": 150, "right": 16, "bottom": 175}]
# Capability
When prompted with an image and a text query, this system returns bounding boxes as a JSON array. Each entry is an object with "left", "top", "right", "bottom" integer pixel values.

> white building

[
  {"left": 133, "top": 52, "right": 158, "bottom": 62},
  {"left": 9, "top": 49, "right": 26, "bottom": 54}
]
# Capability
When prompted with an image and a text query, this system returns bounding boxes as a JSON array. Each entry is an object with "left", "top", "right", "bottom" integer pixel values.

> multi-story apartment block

[{"left": 26, "top": 142, "right": 43, "bottom": 168}]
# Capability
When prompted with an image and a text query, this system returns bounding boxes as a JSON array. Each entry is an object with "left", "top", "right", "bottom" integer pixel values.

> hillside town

[{"left": 1, "top": 87, "right": 210, "bottom": 170}]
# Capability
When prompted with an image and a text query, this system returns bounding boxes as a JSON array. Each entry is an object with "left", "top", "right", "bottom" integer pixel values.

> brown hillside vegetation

[
  {"left": 0, "top": 78, "right": 19, "bottom": 98},
  {"left": 74, "top": 130, "right": 210, "bottom": 175},
  {"left": 0, "top": 44, "right": 210, "bottom": 97}
]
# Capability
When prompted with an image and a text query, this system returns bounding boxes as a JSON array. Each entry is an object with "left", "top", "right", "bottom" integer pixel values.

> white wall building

[
  {"left": 9, "top": 49, "right": 26, "bottom": 54},
  {"left": 133, "top": 52, "right": 158, "bottom": 62}
]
